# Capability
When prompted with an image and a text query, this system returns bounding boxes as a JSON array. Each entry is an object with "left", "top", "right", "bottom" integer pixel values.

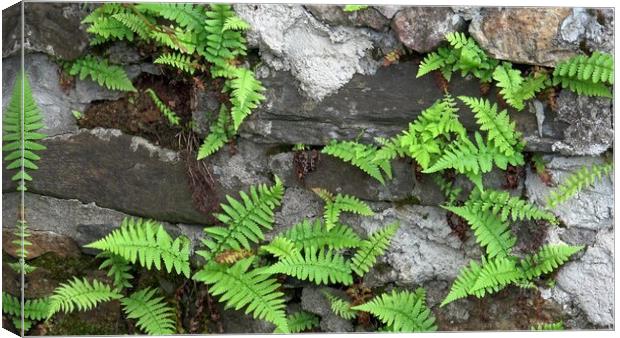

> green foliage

[
  {"left": 431, "top": 174, "right": 462, "bottom": 206},
  {"left": 121, "top": 288, "right": 176, "bottom": 335},
  {"left": 278, "top": 311, "right": 320, "bottom": 333},
  {"left": 351, "top": 222, "right": 399, "bottom": 276},
  {"left": 313, "top": 188, "right": 374, "bottom": 230},
  {"left": 552, "top": 51, "right": 614, "bottom": 97},
  {"left": 492, "top": 62, "right": 547, "bottom": 110},
  {"left": 48, "top": 277, "right": 122, "bottom": 317},
  {"left": 145, "top": 88, "right": 181, "bottom": 126},
  {"left": 546, "top": 162, "right": 613, "bottom": 208},
  {"left": 193, "top": 258, "right": 289, "bottom": 332},
  {"left": 322, "top": 290, "right": 357, "bottom": 320},
  {"left": 352, "top": 289, "right": 437, "bottom": 332},
  {"left": 69, "top": 56, "right": 136, "bottom": 92},
  {"left": 154, "top": 53, "right": 197, "bottom": 74},
  {"left": 136, "top": 3, "right": 208, "bottom": 33},
  {"left": 204, "top": 4, "right": 247, "bottom": 70},
  {"left": 532, "top": 321, "right": 564, "bottom": 330},
  {"left": 343, "top": 5, "right": 369, "bottom": 12},
  {"left": 229, "top": 67, "right": 266, "bottom": 130},
  {"left": 280, "top": 219, "right": 362, "bottom": 250},
  {"left": 197, "top": 105, "right": 235, "bottom": 160},
  {"left": 519, "top": 244, "right": 583, "bottom": 280},
  {"left": 322, "top": 140, "right": 390, "bottom": 184},
  {"left": 2, "top": 72, "right": 47, "bottom": 192},
  {"left": 198, "top": 177, "right": 284, "bottom": 261},
  {"left": 464, "top": 189, "right": 557, "bottom": 224},
  {"left": 96, "top": 252, "right": 133, "bottom": 290},
  {"left": 84, "top": 217, "right": 191, "bottom": 277},
  {"left": 2, "top": 292, "right": 51, "bottom": 321}
]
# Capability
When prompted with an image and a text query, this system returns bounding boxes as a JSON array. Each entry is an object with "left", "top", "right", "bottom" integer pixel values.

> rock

[
  {"left": 541, "top": 228, "right": 614, "bottom": 327},
  {"left": 374, "top": 6, "right": 404, "bottom": 20},
  {"left": 305, "top": 5, "right": 389, "bottom": 31},
  {"left": 233, "top": 4, "right": 377, "bottom": 100},
  {"left": 2, "top": 3, "right": 89, "bottom": 60},
  {"left": 469, "top": 8, "right": 575, "bottom": 66},
  {"left": 525, "top": 156, "right": 613, "bottom": 231},
  {"left": 1, "top": 128, "right": 209, "bottom": 224},
  {"left": 558, "top": 8, "right": 614, "bottom": 54},
  {"left": 301, "top": 286, "right": 354, "bottom": 332},
  {"left": 270, "top": 187, "right": 324, "bottom": 240},
  {"left": 392, "top": 7, "right": 465, "bottom": 53},
  {"left": 217, "top": 307, "right": 275, "bottom": 333},
  {"left": 551, "top": 90, "right": 613, "bottom": 156},
  {"left": 452, "top": 6, "right": 482, "bottom": 21},
  {"left": 2, "top": 228, "right": 81, "bottom": 259}
]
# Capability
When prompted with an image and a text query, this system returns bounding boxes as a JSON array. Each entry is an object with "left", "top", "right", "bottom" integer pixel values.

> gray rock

[
  {"left": 301, "top": 286, "right": 354, "bottom": 332},
  {"left": 2, "top": 2, "right": 89, "bottom": 60},
  {"left": 2, "top": 128, "right": 210, "bottom": 224},
  {"left": 551, "top": 90, "right": 613, "bottom": 156},
  {"left": 392, "top": 7, "right": 465, "bottom": 53},
  {"left": 270, "top": 187, "right": 324, "bottom": 240},
  {"left": 452, "top": 6, "right": 482, "bottom": 21},
  {"left": 233, "top": 4, "right": 377, "bottom": 100},
  {"left": 525, "top": 156, "right": 613, "bottom": 231},
  {"left": 306, "top": 5, "right": 389, "bottom": 31},
  {"left": 218, "top": 307, "right": 275, "bottom": 333},
  {"left": 374, "top": 6, "right": 404, "bottom": 20},
  {"left": 558, "top": 8, "right": 614, "bottom": 54},
  {"left": 469, "top": 8, "right": 576, "bottom": 66}
]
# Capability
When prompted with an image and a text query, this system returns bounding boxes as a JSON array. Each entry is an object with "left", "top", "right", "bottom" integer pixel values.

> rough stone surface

[
  {"left": 469, "top": 8, "right": 575, "bottom": 66},
  {"left": 2, "top": 228, "right": 81, "bottom": 259},
  {"left": 2, "top": 3, "right": 89, "bottom": 60},
  {"left": 1, "top": 128, "right": 209, "bottom": 224},
  {"left": 269, "top": 187, "right": 324, "bottom": 239},
  {"left": 233, "top": 4, "right": 377, "bottom": 100},
  {"left": 392, "top": 7, "right": 465, "bottom": 53},
  {"left": 306, "top": 5, "right": 389, "bottom": 31},
  {"left": 558, "top": 8, "right": 614, "bottom": 54},
  {"left": 301, "top": 286, "right": 354, "bottom": 332}
]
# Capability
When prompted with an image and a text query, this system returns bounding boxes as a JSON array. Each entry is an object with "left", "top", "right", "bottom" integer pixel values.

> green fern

[
  {"left": 223, "top": 16, "right": 251, "bottom": 31},
  {"left": 322, "top": 290, "right": 357, "bottom": 320},
  {"left": 260, "top": 236, "right": 300, "bottom": 260},
  {"left": 280, "top": 219, "right": 363, "bottom": 250},
  {"left": 313, "top": 188, "right": 374, "bottom": 230},
  {"left": 351, "top": 222, "right": 399, "bottom": 276},
  {"left": 492, "top": 62, "right": 547, "bottom": 111},
  {"left": 416, "top": 46, "right": 455, "bottom": 79},
  {"left": 193, "top": 257, "right": 289, "bottom": 332},
  {"left": 3, "top": 72, "right": 47, "bottom": 192},
  {"left": 121, "top": 288, "right": 176, "bottom": 335},
  {"left": 96, "top": 252, "right": 133, "bottom": 290},
  {"left": 69, "top": 56, "right": 136, "bottom": 92},
  {"left": 552, "top": 51, "right": 613, "bottom": 97},
  {"left": 352, "top": 289, "right": 437, "bottom": 332},
  {"left": 546, "top": 162, "right": 613, "bottom": 208},
  {"left": 322, "top": 140, "right": 389, "bottom": 184},
  {"left": 149, "top": 28, "right": 199, "bottom": 55},
  {"left": 145, "top": 88, "right": 181, "bottom": 126},
  {"left": 111, "top": 12, "right": 152, "bottom": 40},
  {"left": 154, "top": 53, "right": 197, "bottom": 74},
  {"left": 48, "top": 277, "right": 122, "bottom": 318},
  {"left": 532, "top": 321, "right": 564, "bottom": 330},
  {"left": 518, "top": 244, "right": 583, "bottom": 280},
  {"left": 86, "top": 16, "right": 135, "bottom": 43},
  {"left": 84, "top": 217, "right": 191, "bottom": 277},
  {"left": 2, "top": 292, "right": 51, "bottom": 321},
  {"left": 228, "top": 68, "right": 266, "bottom": 130},
  {"left": 198, "top": 177, "right": 284, "bottom": 261},
  {"left": 464, "top": 189, "right": 557, "bottom": 224},
  {"left": 275, "top": 311, "right": 320, "bottom": 333},
  {"left": 136, "top": 3, "right": 208, "bottom": 33},
  {"left": 431, "top": 174, "right": 462, "bottom": 206},
  {"left": 197, "top": 104, "right": 235, "bottom": 160},
  {"left": 204, "top": 4, "right": 247, "bottom": 70},
  {"left": 343, "top": 5, "right": 369, "bottom": 12}
]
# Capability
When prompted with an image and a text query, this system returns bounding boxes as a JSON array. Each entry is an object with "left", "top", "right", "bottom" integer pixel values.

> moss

[
  {"left": 29, "top": 252, "right": 99, "bottom": 281},
  {"left": 47, "top": 311, "right": 126, "bottom": 335}
]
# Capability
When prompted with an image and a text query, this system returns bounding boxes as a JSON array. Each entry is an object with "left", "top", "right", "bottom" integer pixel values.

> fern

[
  {"left": 280, "top": 219, "right": 363, "bottom": 250},
  {"left": 444, "top": 204, "right": 516, "bottom": 259},
  {"left": 518, "top": 244, "right": 583, "bottom": 280},
  {"left": 197, "top": 104, "right": 235, "bottom": 160},
  {"left": 84, "top": 217, "right": 191, "bottom": 277},
  {"left": 261, "top": 236, "right": 299, "bottom": 260},
  {"left": 136, "top": 3, "right": 207, "bottom": 33},
  {"left": 322, "top": 140, "right": 389, "bottom": 184},
  {"left": 532, "top": 321, "right": 564, "bottom": 330},
  {"left": 86, "top": 16, "right": 135, "bottom": 43},
  {"left": 48, "top": 277, "right": 122, "bottom": 317},
  {"left": 351, "top": 222, "right": 399, "bottom": 276},
  {"left": 223, "top": 16, "right": 251, "bottom": 31},
  {"left": 313, "top": 188, "right": 374, "bottom": 230},
  {"left": 112, "top": 12, "right": 152, "bottom": 40},
  {"left": 2, "top": 292, "right": 51, "bottom": 321},
  {"left": 276, "top": 311, "right": 320, "bottom": 333},
  {"left": 97, "top": 252, "right": 133, "bottom": 290},
  {"left": 145, "top": 88, "right": 181, "bottom": 126},
  {"left": 464, "top": 189, "right": 557, "bottom": 224},
  {"left": 193, "top": 258, "right": 289, "bottom": 332},
  {"left": 492, "top": 62, "right": 547, "bottom": 111},
  {"left": 352, "top": 289, "right": 437, "bottom": 332},
  {"left": 154, "top": 53, "right": 197, "bottom": 74},
  {"left": 229, "top": 68, "right": 266, "bottom": 130},
  {"left": 69, "top": 56, "right": 136, "bottom": 92},
  {"left": 417, "top": 47, "right": 455, "bottom": 79},
  {"left": 552, "top": 52, "right": 613, "bottom": 97},
  {"left": 198, "top": 177, "right": 284, "bottom": 260},
  {"left": 432, "top": 174, "right": 462, "bottom": 206},
  {"left": 3, "top": 72, "right": 47, "bottom": 192},
  {"left": 261, "top": 246, "right": 354, "bottom": 285},
  {"left": 546, "top": 162, "right": 613, "bottom": 208},
  {"left": 204, "top": 4, "right": 247, "bottom": 69},
  {"left": 445, "top": 32, "right": 498, "bottom": 82},
  {"left": 149, "top": 28, "right": 199, "bottom": 55},
  {"left": 343, "top": 5, "right": 369, "bottom": 12},
  {"left": 121, "top": 288, "right": 176, "bottom": 335},
  {"left": 322, "top": 290, "right": 357, "bottom": 320}
]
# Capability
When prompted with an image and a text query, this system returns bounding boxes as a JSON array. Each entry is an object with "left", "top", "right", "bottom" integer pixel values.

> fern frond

[
  {"left": 351, "top": 222, "right": 399, "bottom": 276},
  {"left": 154, "top": 53, "right": 197, "bottom": 75},
  {"left": 431, "top": 174, "right": 462, "bottom": 206},
  {"left": 84, "top": 217, "right": 191, "bottom": 277},
  {"left": 199, "top": 177, "right": 284, "bottom": 260},
  {"left": 417, "top": 50, "right": 448, "bottom": 78},
  {"left": 112, "top": 12, "right": 152, "bottom": 40},
  {"left": 223, "top": 16, "right": 250, "bottom": 31},
  {"left": 277, "top": 311, "right": 320, "bottom": 333},
  {"left": 2, "top": 292, "right": 51, "bottom": 321},
  {"left": 197, "top": 104, "right": 235, "bottom": 160},
  {"left": 261, "top": 236, "right": 299, "bottom": 260},
  {"left": 352, "top": 289, "right": 437, "bottom": 332},
  {"left": 444, "top": 205, "right": 516, "bottom": 259},
  {"left": 69, "top": 56, "right": 136, "bottom": 92},
  {"left": 193, "top": 258, "right": 289, "bottom": 332},
  {"left": 281, "top": 219, "right": 363, "bottom": 250},
  {"left": 322, "top": 140, "right": 387, "bottom": 184},
  {"left": 228, "top": 68, "right": 266, "bottom": 130},
  {"left": 82, "top": 3, "right": 128, "bottom": 24},
  {"left": 121, "top": 288, "right": 176, "bottom": 335},
  {"left": 532, "top": 321, "right": 564, "bottom": 330},
  {"left": 136, "top": 3, "right": 207, "bottom": 33},
  {"left": 322, "top": 290, "right": 357, "bottom": 320},
  {"left": 97, "top": 252, "right": 133, "bottom": 290},
  {"left": 9, "top": 219, "right": 33, "bottom": 273},
  {"left": 546, "top": 162, "right": 613, "bottom": 208},
  {"left": 553, "top": 52, "right": 613, "bottom": 92},
  {"left": 262, "top": 246, "right": 354, "bottom": 285},
  {"left": 313, "top": 188, "right": 373, "bottom": 230},
  {"left": 86, "top": 17, "right": 134, "bottom": 43},
  {"left": 492, "top": 62, "right": 546, "bottom": 110},
  {"left": 48, "top": 277, "right": 122, "bottom": 317},
  {"left": 3, "top": 72, "right": 47, "bottom": 192},
  {"left": 145, "top": 88, "right": 181, "bottom": 126},
  {"left": 204, "top": 4, "right": 247, "bottom": 69},
  {"left": 518, "top": 244, "right": 583, "bottom": 280},
  {"left": 343, "top": 5, "right": 369, "bottom": 12},
  {"left": 13, "top": 317, "right": 32, "bottom": 332},
  {"left": 149, "top": 28, "right": 198, "bottom": 54},
  {"left": 465, "top": 189, "right": 557, "bottom": 224}
]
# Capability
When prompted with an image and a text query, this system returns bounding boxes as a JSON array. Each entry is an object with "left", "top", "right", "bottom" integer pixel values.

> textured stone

[
  {"left": 269, "top": 187, "right": 324, "bottom": 240},
  {"left": 469, "top": 8, "right": 575, "bottom": 66},
  {"left": 558, "top": 8, "right": 614, "bottom": 54},
  {"left": 306, "top": 5, "right": 389, "bottom": 31},
  {"left": 392, "top": 7, "right": 465, "bottom": 53},
  {"left": 2, "top": 3, "right": 89, "bottom": 60},
  {"left": 301, "top": 286, "right": 354, "bottom": 332},
  {"left": 2, "top": 228, "right": 81, "bottom": 259}
]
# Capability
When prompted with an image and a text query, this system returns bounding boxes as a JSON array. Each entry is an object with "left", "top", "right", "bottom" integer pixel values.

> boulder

[{"left": 305, "top": 5, "right": 390, "bottom": 31}]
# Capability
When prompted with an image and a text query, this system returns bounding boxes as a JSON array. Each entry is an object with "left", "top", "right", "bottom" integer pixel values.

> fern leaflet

[
  {"left": 351, "top": 222, "right": 399, "bottom": 276},
  {"left": 121, "top": 288, "right": 176, "bottom": 335},
  {"left": 322, "top": 290, "right": 357, "bottom": 320},
  {"left": 518, "top": 244, "right": 583, "bottom": 280},
  {"left": 197, "top": 104, "right": 235, "bottom": 160},
  {"left": 154, "top": 53, "right": 197, "bottom": 74},
  {"left": 97, "top": 252, "right": 133, "bottom": 290},
  {"left": 2, "top": 292, "right": 51, "bottom": 321},
  {"left": 322, "top": 140, "right": 388, "bottom": 184},
  {"left": 229, "top": 68, "right": 266, "bottom": 130},
  {"left": 465, "top": 189, "right": 557, "bottom": 224},
  {"left": 69, "top": 56, "right": 136, "bottom": 92},
  {"left": 546, "top": 162, "right": 613, "bottom": 208},
  {"left": 313, "top": 188, "right": 374, "bottom": 230},
  {"left": 276, "top": 311, "right": 319, "bottom": 333},
  {"left": 48, "top": 277, "right": 122, "bottom": 317},
  {"left": 280, "top": 219, "right": 363, "bottom": 250},
  {"left": 145, "top": 88, "right": 181, "bottom": 126}
]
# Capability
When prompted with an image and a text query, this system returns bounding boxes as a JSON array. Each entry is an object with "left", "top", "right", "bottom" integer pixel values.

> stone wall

[{"left": 1, "top": 3, "right": 614, "bottom": 332}]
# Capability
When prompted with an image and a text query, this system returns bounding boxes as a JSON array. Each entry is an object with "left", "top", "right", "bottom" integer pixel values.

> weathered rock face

[
  {"left": 305, "top": 5, "right": 390, "bottom": 31},
  {"left": 558, "top": 8, "right": 614, "bottom": 54},
  {"left": 469, "top": 8, "right": 575, "bottom": 66},
  {"left": 392, "top": 7, "right": 465, "bottom": 53}
]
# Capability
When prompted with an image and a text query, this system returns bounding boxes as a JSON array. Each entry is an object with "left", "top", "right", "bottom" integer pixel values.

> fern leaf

[
  {"left": 276, "top": 311, "right": 320, "bottom": 333},
  {"left": 553, "top": 52, "right": 613, "bottom": 96},
  {"left": 197, "top": 104, "right": 235, "bottom": 160},
  {"left": 417, "top": 51, "right": 447, "bottom": 78},
  {"left": 48, "top": 277, "right": 122, "bottom": 317},
  {"left": 532, "top": 321, "right": 564, "bottom": 330},
  {"left": 84, "top": 217, "right": 191, "bottom": 277},
  {"left": 223, "top": 16, "right": 250, "bottom": 31},
  {"left": 145, "top": 88, "right": 181, "bottom": 126},
  {"left": 136, "top": 3, "right": 207, "bottom": 33},
  {"left": 352, "top": 289, "right": 437, "bottom": 332},
  {"left": 281, "top": 219, "right": 363, "bottom": 250},
  {"left": 313, "top": 188, "right": 373, "bottom": 230},
  {"left": 351, "top": 222, "right": 399, "bottom": 276},
  {"left": 228, "top": 68, "right": 266, "bottom": 130},
  {"left": 193, "top": 258, "right": 289, "bottom": 332},
  {"left": 546, "top": 162, "right": 613, "bottom": 208},
  {"left": 86, "top": 17, "right": 134, "bottom": 43},
  {"left": 69, "top": 56, "right": 135, "bottom": 92},
  {"left": 154, "top": 53, "right": 197, "bottom": 75},
  {"left": 199, "top": 177, "right": 284, "bottom": 260},
  {"left": 493, "top": 62, "right": 524, "bottom": 107},
  {"left": 343, "top": 5, "right": 369, "bottom": 12},
  {"left": 465, "top": 189, "right": 557, "bottom": 224},
  {"left": 322, "top": 140, "right": 387, "bottom": 184},
  {"left": 519, "top": 244, "right": 583, "bottom": 280},
  {"left": 112, "top": 12, "right": 152, "bottom": 40},
  {"left": 261, "top": 236, "right": 299, "bottom": 260},
  {"left": 121, "top": 288, "right": 176, "bottom": 335},
  {"left": 2, "top": 292, "right": 51, "bottom": 321},
  {"left": 204, "top": 4, "right": 247, "bottom": 69},
  {"left": 2, "top": 72, "right": 47, "bottom": 192},
  {"left": 97, "top": 252, "right": 133, "bottom": 290},
  {"left": 322, "top": 290, "right": 357, "bottom": 320}
]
